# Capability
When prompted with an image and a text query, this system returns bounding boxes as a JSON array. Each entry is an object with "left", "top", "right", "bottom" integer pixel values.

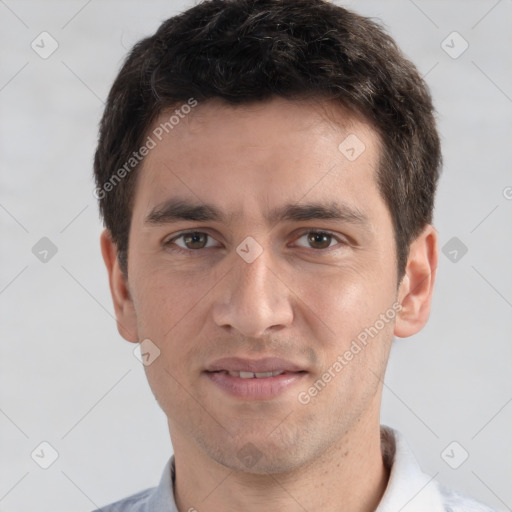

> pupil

[
  {"left": 309, "top": 232, "right": 330, "bottom": 248},
  {"left": 186, "top": 232, "right": 205, "bottom": 248}
]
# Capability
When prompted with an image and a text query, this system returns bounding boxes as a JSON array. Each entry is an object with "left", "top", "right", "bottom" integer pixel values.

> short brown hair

[{"left": 94, "top": 0, "right": 441, "bottom": 278}]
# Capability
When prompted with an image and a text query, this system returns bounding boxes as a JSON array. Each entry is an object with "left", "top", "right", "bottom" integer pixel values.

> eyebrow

[{"left": 144, "top": 197, "right": 369, "bottom": 227}]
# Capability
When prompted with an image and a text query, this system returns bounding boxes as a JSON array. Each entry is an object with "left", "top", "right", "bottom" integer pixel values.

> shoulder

[
  {"left": 90, "top": 486, "right": 155, "bottom": 512},
  {"left": 92, "top": 456, "right": 175, "bottom": 512},
  {"left": 438, "top": 483, "right": 499, "bottom": 512}
]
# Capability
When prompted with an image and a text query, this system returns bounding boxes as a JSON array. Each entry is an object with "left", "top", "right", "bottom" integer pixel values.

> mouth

[
  {"left": 204, "top": 361, "right": 308, "bottom": 400},
  {"left": 205, "top": 356, "right": 306, "bottom": 374},
  {"left": 209, "top": 369, "right": 299, "bottom": 379}
]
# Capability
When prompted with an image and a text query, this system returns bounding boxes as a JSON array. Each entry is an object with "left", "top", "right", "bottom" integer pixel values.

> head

[{"left": 96, "top": 0, "right": 440, "bottom": 474}]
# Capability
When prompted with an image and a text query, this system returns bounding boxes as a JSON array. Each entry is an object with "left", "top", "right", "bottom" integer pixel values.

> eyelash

[{"left": 163, "top": 230, "right": 347, "bottom": 255}]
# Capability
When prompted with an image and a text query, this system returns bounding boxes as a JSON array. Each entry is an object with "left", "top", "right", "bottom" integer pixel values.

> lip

[
  {"left": 205, "top": 356, "right": 305, "bottom": 373},
  {"left": 205, "top": 370, "right": 306, "bottom": 400}
]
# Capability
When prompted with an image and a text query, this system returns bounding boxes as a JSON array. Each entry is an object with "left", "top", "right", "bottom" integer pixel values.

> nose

[{"left": 212, "top": 246, "right": 294, "bottom": 338}]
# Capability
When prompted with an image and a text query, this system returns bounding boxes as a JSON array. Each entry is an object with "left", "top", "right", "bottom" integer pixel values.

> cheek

[
  {"left": 298, "top": 269, "right": 395, "bottom": 401},
  {"left": 131, "top": 265, "right": 216, "bottom": 399},
  {"left": 294, "top": 264, "right": 391, "bottom": 340},
  {"left": 131, "top": 262, "right": 210, "bottom": 336}
]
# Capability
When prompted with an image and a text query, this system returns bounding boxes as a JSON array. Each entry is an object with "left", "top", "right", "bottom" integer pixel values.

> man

[{"left": 93, "top": 0, "right": 496, "bottom": 510}]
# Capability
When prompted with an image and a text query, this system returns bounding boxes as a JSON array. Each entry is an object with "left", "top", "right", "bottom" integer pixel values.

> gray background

[{"left": 0, "top": 0, "right": 511, "bottom": 510}]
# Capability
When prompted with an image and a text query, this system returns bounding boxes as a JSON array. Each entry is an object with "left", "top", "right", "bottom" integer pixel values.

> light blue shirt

[{"left": 93, "top": 426, "right": 497, "bottom": 512}]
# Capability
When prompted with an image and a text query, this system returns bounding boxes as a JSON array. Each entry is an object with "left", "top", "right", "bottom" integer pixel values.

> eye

[
  {"left": 294, "top": 231, "right": 345, "bottom": 250},
  {"left": 164, "top": 229, "right": 346, "bottom": 254},
  {"left": 165, "top": 231, "right": 220, "bottom": 252}
]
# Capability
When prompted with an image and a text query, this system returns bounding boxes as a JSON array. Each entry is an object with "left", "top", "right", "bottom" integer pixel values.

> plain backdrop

[{"left": 0, "top": 1, "right": 511, "bottom": 511}]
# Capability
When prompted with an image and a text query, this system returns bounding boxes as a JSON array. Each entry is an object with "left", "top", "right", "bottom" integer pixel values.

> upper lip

[{"left": 205, "top": 357, "right": 305, "bottom": 373}]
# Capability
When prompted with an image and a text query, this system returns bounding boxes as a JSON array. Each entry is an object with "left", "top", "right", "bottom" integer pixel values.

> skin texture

[{"left": 101, "top": 97, "right": 438, "bottom": 512}]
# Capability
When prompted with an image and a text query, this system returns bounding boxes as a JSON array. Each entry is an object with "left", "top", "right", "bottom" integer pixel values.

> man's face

[{"left": 119, "top": 97, "right": 403, "bottom": 473}]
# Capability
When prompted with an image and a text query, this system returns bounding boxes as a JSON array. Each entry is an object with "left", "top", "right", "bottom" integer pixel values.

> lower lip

[{"left": 205, "top": 371, "right": 306, "bottom": 400}]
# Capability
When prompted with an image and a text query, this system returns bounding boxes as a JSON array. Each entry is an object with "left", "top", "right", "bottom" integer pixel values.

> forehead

[
  {"left": 147, "top": 97, "right": 376, "bottom": 152},
  {"left": 132, "top": 97, "right": 383, "bottom": 222}
]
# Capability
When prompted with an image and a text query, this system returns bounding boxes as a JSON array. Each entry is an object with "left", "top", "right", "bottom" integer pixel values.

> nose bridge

[
  {"left": 212, "top": 240, "right": 293, "bottom": 336},
  {"left": 236, "top": 244, "right": 276, "bottom": 300}
]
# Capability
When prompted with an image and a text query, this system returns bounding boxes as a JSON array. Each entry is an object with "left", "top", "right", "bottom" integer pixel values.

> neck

[{"left": 171, "top": 416, "right": 390, "bottom": 512}]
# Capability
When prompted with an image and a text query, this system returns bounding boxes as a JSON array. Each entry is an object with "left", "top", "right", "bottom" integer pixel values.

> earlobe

[
  {"left": 394, "top": 225, "right": 438, "bottom": 338},
  {"left": 100, "top": 229, "right": 139, "bottom": 343}
]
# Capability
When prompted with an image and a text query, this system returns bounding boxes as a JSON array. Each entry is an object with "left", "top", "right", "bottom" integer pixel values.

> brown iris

[{"left": 307, "top": 232, "right": 332, "bottom": 249}]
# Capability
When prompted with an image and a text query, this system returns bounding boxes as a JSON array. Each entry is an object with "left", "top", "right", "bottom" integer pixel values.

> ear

[
  {"left": 100, "top": 229, "right": 139, "bottom": 343},
  {"left": 394, "top": 224, "right": 438, "bottom": 338}
]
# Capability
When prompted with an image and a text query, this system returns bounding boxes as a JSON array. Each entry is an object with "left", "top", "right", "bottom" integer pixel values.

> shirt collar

[
  {"left": 376, "top": 425, "right": 445, "bottom": 512},
  {"left": 146, "top": 454, "right": 178, "bottom": 511}
]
